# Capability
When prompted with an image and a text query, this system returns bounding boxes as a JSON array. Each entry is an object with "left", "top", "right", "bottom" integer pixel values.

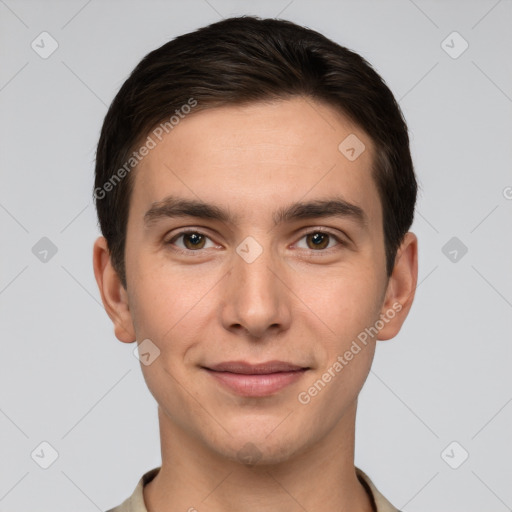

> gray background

[{"left": 1, "top": 0, "right": 511, "bottom": 510}]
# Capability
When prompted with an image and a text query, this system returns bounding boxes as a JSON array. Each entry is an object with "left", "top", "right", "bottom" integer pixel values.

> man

[{"left": 93, "top": 15, "right": 417, "bottom": 512}]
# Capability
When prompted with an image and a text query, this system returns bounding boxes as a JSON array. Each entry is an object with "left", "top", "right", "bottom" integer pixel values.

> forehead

[{"left": 129, "top": 96, "right": 382, "bottom": 231}]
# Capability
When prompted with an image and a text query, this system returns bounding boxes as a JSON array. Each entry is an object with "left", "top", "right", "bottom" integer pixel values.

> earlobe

[
  {"left": 377, "top": 232, "right": 418, "bottom": 341},
  {"left": 92, "top": 236, "right": 136, "bottom": 343}
]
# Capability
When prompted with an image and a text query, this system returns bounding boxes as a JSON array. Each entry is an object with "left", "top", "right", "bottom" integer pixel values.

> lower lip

[{"left": 205, "top": 369, "right": 307, "bottom": 397}]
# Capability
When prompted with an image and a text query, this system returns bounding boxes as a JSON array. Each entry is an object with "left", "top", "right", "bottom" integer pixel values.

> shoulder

[
  {"left": 356, "top": 467, "right": 402, "bottom": 512},
  {"left": 105, "top": 467, "right": 161, "bottom": 512}
]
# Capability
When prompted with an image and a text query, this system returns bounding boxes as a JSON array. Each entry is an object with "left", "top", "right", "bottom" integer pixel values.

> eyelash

[{"left": 164, "top": 228, "right": 346, "bottom": 256}]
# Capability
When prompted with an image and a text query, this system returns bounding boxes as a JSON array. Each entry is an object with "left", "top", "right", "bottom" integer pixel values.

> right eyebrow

[{"left": 144, "top": 196, "right": 231, "bottom": 228}]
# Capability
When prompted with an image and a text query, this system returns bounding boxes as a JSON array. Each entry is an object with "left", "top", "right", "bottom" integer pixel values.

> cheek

[
  {"left": 127, "top": 257, "right": 226, "bottom": 392},
  {"left": 128, "top": 264, "right": 212, "bottom": 419},
  {"left": 294, "top": 270, "right": 380, "bottom": 417},
  {"left": 127, "top": 253, "right": 214, "bottom": 339},
  {"left": 291, "top": 263, "right": 384, "bottom": 344}
]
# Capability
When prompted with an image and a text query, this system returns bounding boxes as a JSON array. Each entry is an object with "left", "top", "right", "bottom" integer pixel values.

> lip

[
  {"left": 203, "top": 360, "right": 309, "bottom": 397},
  {"left": 207, "top": 360, "right": 307, "bottom": 374}
]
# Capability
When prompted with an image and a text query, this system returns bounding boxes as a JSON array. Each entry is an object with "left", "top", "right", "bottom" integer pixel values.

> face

[{"left": 94, "top": 96, "right": 417, "bottom": 465}]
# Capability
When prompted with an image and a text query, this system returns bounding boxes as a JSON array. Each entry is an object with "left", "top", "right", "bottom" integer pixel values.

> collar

[{"left": 107, "top": 466, "right": 400, "bottom": 512}]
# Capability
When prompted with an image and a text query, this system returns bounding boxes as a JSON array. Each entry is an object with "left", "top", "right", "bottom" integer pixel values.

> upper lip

[{"left": 205, "top": 360, "right": 308, "bottom": 374}]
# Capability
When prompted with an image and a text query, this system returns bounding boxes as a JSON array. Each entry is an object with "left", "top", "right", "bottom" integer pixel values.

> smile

[{"left": 202, "top": 360, "right": 309, "bottom": 397}]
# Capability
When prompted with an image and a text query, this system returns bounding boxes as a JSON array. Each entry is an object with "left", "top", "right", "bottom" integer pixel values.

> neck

[{"left": 144, "top": 402, "right": 373, "bottom": 512}]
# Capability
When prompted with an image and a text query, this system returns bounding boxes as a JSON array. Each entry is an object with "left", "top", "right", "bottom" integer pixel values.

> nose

[{"left": 219, "top": 241, "right": 292, "bottom": 340}]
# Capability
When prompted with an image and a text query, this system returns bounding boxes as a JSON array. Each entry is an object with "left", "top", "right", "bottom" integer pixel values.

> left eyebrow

[
  {"left": 143, "top": 195, "right": 368, "bottom": 229},
  {"left": 272, "top": 198, "right": 368, "bottom": 228}
]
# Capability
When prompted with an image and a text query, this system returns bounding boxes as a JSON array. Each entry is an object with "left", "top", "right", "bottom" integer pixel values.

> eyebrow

[{"left": 143, "top": 194, "right": 368, "bottom": 229}]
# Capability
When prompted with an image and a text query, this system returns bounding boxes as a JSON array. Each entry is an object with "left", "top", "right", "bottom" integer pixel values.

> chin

[{"left": 206, "top": 428, "right": 308, "bottom": 467}]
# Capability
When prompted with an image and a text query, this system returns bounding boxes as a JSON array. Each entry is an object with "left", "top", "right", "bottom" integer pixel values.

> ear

[
  {"left": 93, "top": 236, "right": 136, "bottom": 343},
  {"left": 377, "top": 232, "right": 418, "bottom": 341}
]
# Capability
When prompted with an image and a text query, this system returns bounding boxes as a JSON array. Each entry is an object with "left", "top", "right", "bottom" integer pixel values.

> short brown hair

[{"left": 94, "top": 15, "right": 417, "bottom": 289}]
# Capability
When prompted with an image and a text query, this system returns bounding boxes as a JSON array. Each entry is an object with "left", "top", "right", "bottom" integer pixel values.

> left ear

[{"left": 377, "top": 232, "right": 418, "bottom": 341}]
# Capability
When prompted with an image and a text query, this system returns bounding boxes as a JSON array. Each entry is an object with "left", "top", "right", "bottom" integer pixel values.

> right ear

[{"left": 92, "top": 236, "right": 136, "bottom": 343}]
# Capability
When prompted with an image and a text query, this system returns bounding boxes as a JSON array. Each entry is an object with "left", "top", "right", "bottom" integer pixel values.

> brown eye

[
  {"left": 166, "top": 230, "right": 215, "bottom": 252},
  {"left": 182, "top": 232, "right": 206, "bottom": 250},
  {"left": 305, "top": 232, "right": 330, "bottom": 250},
  {"left": 295, "top": 230, "right": 344, "bottom": 253}
]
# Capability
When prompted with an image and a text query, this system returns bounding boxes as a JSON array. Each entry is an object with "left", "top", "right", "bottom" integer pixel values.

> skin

[{"left": 93, "top": 96, "right": 418, "bottom": 512}]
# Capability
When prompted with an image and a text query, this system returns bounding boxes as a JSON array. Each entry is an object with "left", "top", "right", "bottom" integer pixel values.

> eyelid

[
  {"left": 292, "top": 227, "right": 347, "bottom": 252},
  {"left": 165, "top": 227, "right": 220, "bottom": 254},
  {"left": 164, "top": 226, "right": 348, "bottom": 254}
]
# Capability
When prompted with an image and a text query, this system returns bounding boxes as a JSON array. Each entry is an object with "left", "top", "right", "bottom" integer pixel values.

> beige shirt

[{"left": 106, "top": 466, "right": 401, "bottom": 512}]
